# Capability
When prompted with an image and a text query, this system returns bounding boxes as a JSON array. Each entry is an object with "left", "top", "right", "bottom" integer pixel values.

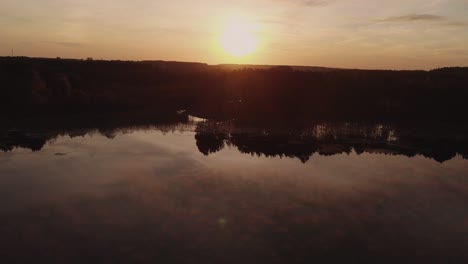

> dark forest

[{"left": 2, "top": 57, "right": 467, "bottom": 123}]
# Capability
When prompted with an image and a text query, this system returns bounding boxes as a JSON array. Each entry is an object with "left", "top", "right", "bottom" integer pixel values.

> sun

[{"left": 219, "top": 15, "right": 258, "bottom": 57}]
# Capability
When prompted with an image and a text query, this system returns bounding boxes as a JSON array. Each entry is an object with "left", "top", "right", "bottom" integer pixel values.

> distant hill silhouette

[
  {"left": 142, "top": 60, "right": 209, "bottom": 72},
  {"left": 214, "top": 64, "right": 344, "bottom": 72}
]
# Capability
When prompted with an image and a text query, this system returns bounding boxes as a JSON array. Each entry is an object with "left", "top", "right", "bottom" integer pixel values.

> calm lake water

[{"left": 1, "top": 120, "right": 467, "bottom": 263}]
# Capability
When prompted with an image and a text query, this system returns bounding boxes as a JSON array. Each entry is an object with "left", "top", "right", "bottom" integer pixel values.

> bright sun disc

[{"left": 219, "top": 15, "right": 257, "bottom": 57}]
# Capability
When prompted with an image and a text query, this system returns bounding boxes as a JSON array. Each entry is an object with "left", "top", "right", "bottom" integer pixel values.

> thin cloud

[
  {"left": 257, "top": 0, "right": 332, "bottom": 27},
  {"left": 445, "top": 21, "right": 468, "bottom": 27},
  {"left": 298, "top": 0, "right": 329, "bottom": 7},
  {"left": 274, "top": 0, "right": 330, "bottom": 7},
  {"left": 376, "top": 14, "right": 467, "bottom": 27},
  {"left": 0, "top": 13, "right": 33, "bottom": 24},
  {"left": 256, "top": 18, "right": 288, "bottom": 25},
  {"left": 47, "top": 41, "right": 85, "bottom": 48},
  {"left": 380, "top": 14, "right": 445, "bottom": 22}
]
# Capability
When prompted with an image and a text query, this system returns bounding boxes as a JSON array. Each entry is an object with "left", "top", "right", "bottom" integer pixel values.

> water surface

[{"left": 1, "top": 121, "right": 467, "bottom": 263}]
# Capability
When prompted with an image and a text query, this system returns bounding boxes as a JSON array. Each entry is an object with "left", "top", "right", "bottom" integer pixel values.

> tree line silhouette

[{"left": 1, "top": 56, "right": 467, "bottom": 122}]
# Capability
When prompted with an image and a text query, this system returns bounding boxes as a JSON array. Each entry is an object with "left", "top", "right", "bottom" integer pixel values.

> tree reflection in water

[{"left": 2, "top": 116, "right": 467, "bottom": 163}]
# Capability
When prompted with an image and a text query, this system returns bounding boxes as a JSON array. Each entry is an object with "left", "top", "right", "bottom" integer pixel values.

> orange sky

[{"left": 1, "top": 0, "right": 468, "bottom": 69}]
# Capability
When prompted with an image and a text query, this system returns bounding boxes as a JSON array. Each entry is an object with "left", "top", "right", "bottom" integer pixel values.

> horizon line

[{"left": 1, "top": 55, "right": 467, "bottom": 72}]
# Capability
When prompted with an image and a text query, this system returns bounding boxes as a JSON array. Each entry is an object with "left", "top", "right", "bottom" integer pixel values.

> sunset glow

[
  {"left": 1, "top": 0, "right": 468, "bottom": 69},
  {"left": 219, "top": 15, "right": 258, "bottom": 57}
]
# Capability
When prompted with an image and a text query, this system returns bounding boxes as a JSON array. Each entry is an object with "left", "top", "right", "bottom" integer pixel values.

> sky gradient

[{"left": 1, "top": 0, "right": 467, "bottom": 69}]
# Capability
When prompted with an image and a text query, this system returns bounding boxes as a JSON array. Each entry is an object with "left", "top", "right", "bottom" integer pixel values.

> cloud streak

[
  {"left": 297, "top": 0, "right": 329, "bottom": 6},
  {"left": 376, "top": 13, "right": 467, "bottom": 27},
  {"left": 380, "top": 14, "right": 445, "bottom": 22},
  {"left": 46, "top": 41, "right": 85, "bottom": 48},
  {"left": 274, "top": 0, "right": 330, "bottom": 7}
]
